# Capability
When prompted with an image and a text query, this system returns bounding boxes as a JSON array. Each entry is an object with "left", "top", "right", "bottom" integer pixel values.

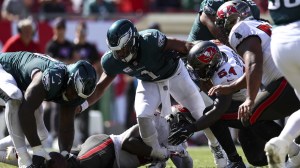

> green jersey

[
  {"left": 0, "top": 52, "right": 84, "bottom": 105},
  {"left": 269, "top": 0, "right": 300, "bottom": 25},
  {"left": 101, "top": 29, "right": 178, "bottom": 82},
  {"left": 188, "top": 0, "right": 260, "bottom": 42}
]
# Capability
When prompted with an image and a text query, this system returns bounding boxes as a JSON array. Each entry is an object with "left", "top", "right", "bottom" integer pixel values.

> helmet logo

[
  {"left": 108, "top": 28, "right": 133, "bottom": 51},
  {"left": 217, "top": 5, "right": 238, "bottom": 19},
  {"left": 197, "top": 46, "right": 218, "bottom": 64}
]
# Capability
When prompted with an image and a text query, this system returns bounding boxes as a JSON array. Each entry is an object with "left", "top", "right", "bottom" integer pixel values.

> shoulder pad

[
  {"left": 141, "top": 29, "right": 166, "bottom": 48},
  {"left": 42, "top": 64, "right": 67, "bottom": 92},
  {"left": 229, "top": 21, "right": 256, "bottom": 51}
]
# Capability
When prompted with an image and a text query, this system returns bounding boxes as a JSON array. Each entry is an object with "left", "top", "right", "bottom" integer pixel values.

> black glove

[
  {"left": 27, "top": 155, "right": 47, "bottom": 168},
  {"left": 63, "top": 152, "right": 80, "bottom": 168},
  {"left": 168, "top": 124, "right": 196, "bottom": 146}
]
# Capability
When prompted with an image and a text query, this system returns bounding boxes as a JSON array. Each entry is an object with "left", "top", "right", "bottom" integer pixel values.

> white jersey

[
  {"left": 110, "top": 113, "right": 170, "bottom": 168},
  {"left": 211, "top": 43, "right": 247, "bottom": 101},
  {"left": 229, "top": 18, "right": 282, "bottom": 87}
]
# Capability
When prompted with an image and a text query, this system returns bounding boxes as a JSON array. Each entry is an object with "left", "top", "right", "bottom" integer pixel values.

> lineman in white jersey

[
  {"left": 168, "top": 40, "right": 278, "bottom": 167},
  {"left": 210, "top": 1, "right": 300, "bottom": 166},
  {"left": 263, "top": 0, "right": 300, "bottom": 168},
  {"left": 213, "top": 0, "right": 300, "bottom": 127}
]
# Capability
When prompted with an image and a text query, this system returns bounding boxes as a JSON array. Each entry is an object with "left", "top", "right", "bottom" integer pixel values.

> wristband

[{"left": 80, "top": 101, "right": 89, "bottom": 112}]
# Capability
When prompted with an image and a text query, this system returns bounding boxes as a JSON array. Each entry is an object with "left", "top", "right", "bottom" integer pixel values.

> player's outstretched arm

[
  {"left": 58, "top": 104, "right": 77, "bottom": 153},
  {"left": 86, "top": 72, "right": 116, "bottom": 107},
  {"left": 19, "top": 71, "right": 46, "bottom": 148}
]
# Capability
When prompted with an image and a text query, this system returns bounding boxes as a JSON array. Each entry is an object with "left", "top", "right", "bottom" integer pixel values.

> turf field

[{"left": 0, "top": 146, "right": 262, "bottom": 168}]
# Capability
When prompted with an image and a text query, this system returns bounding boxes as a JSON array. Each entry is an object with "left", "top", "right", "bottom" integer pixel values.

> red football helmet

[
  {"left": 215, "top": 0, "right": 253, "bottom": 34},
  {"left": 187, "top": 41, "right": 224, "bottom": 81}
]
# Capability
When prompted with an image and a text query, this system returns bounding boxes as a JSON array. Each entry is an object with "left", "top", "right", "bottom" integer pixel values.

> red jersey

[{"left": 2, "top": 35, "right": 41, "bottom": 53}]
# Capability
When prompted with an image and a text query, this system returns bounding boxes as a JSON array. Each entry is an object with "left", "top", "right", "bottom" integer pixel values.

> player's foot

[
  {"left": 286, "top": 150, "right": 300, "bottom": 168},
  {"left": 151, "top": 147, "right": 170, "bottom": 161},
  {"left": 147, "top": 161, "right": 166, "bottom": 168},
  {"left": 209, "top": 143, "right": 227, "bottom": 168},
  {"left": 265, "top": 137, "right": 289, "bottom": 168},
  {"left": 226, "top": 158, "right": 246, "bottom": 168},
  {"left": 6, "top": 146, "right": 17, "bottom": 160}
]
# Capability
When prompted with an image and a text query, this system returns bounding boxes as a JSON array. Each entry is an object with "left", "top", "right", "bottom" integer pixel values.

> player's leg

[
  {"left": 77, "top": 134, "right": 115, "bottom": 168},
  {"left": 239, "top": 127, "right": 267, "bottom": 166},
  {"left": 170, "top": 60, "right": 227, "bottom": 167},
  {"left": 135, "top": 80, "right": 169, "bottom": 160},
  {"left": 35, "top": 105, "right": 51, "bottom": 148},
  {"left": 265, "top": 110, "right": 300, "bottom": 167},
  {"left": 246, "top": 78, "right": 300, "bottom": 127},
  {"left": 0, "top": 64, "right": 32, "bottom": 167},
  {"left": 210, "top": 101, "right": 246, "bottom": 167}
]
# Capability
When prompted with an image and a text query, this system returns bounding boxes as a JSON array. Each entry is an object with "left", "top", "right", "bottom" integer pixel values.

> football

[{"left": 47, "top": 152, "right": 68, "bottom": 168}]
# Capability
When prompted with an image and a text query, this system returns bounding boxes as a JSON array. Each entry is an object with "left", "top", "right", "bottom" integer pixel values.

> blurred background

[{"left": 0, "top": 0, "right": 271, "bottom": 148}]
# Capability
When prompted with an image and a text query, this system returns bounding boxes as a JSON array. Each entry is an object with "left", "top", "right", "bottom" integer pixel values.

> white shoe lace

[
  {"left": 6, "top": 146, "right": 17, "bottom": 160},
  {"left": 210, "top": 144, "right": 227, "bottom": 168}
]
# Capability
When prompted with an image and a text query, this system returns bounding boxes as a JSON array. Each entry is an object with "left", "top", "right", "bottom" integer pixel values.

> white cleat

[
  {"left": 286, "top": 151, "right": 300, "bottom": 168},
  {"left": 209, "top": 143, "right": 228, "bottom": 168},
  {"left": 265, "top": 137, "right": 289, "bottom": 168},
  {"left": 6, "top": 146, "right": 17, "bottom": 161}
]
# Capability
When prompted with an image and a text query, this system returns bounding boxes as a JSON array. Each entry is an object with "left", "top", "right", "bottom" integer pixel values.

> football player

[
  {"left": 80, "top": 19, "right": 225, "bottom": 166},
  {"left": 1, "top": 107, "right": 194, "bottom": 168},
  {"left": 0, "top": 52, "right": 97, "bottom": 167},
  {"left": 169, "top": 40, "right": 274, "bottom": 167},
  {"left": 186, "top": 1, "right": 259, "bottom": 167},
  {"left": 264, "top": 1, "right": 300, "bottom": 168},
  {"left": 209, "top": 0, "right": 300, "bottom": 167},
  {"left": 187, "top": 0, "right": 260, "bottom": 45}
]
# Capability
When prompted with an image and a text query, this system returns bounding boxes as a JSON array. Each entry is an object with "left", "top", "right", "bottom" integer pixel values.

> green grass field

[{"left": 0, "top": 146, "right": 264, "bottom": 168}]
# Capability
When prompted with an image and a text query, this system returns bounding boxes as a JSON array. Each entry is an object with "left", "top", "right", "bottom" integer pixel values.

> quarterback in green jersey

[
  {"left": 0, "top": 52, "right": 97, "bottom": 168},
  {"left": 84, "top": 19, "right": 210, "bottom": 162},
  {"left": 265, "top": 1, "right": 300, "bottom": 168}
]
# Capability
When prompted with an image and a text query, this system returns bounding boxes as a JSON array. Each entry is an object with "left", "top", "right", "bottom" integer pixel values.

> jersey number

[
  {"left": 269, "top": 0, "right": 300, "bottom": 9},
  {"left": 141, "top": 70, "right": 159, "bottom": 80},
  {"left": 217, "top": 67, "right": 237, "bottom": 78}
]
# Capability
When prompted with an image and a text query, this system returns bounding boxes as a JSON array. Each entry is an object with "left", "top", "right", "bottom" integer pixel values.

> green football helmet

[
  {"left": 107, "top": 19, "right": 139, "bottom": 63},
  {"left": 67, "top": 60, "right": 97, "bottom": 99}
]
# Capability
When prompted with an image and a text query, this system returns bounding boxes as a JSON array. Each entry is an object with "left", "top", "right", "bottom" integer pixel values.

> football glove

[
  {"left": 168, "top": 124, "right": 196, "bottom": 146},
  {"left": 27, "top": 155, "right": 47, "bottom": 168}
]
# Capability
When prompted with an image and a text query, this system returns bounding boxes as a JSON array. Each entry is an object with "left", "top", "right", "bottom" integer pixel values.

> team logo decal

[
  {"left": 234, "top": 32, "right": 242, "bottom": 39},
  {"left": 42, "top": 72, "right": 50, "bottom": 91},
  {"left": 197, "top": 46, "right": 217, "bottom": 64},
  {"left": 217, "top": 5, "right": 238, "bottom": 19}
]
